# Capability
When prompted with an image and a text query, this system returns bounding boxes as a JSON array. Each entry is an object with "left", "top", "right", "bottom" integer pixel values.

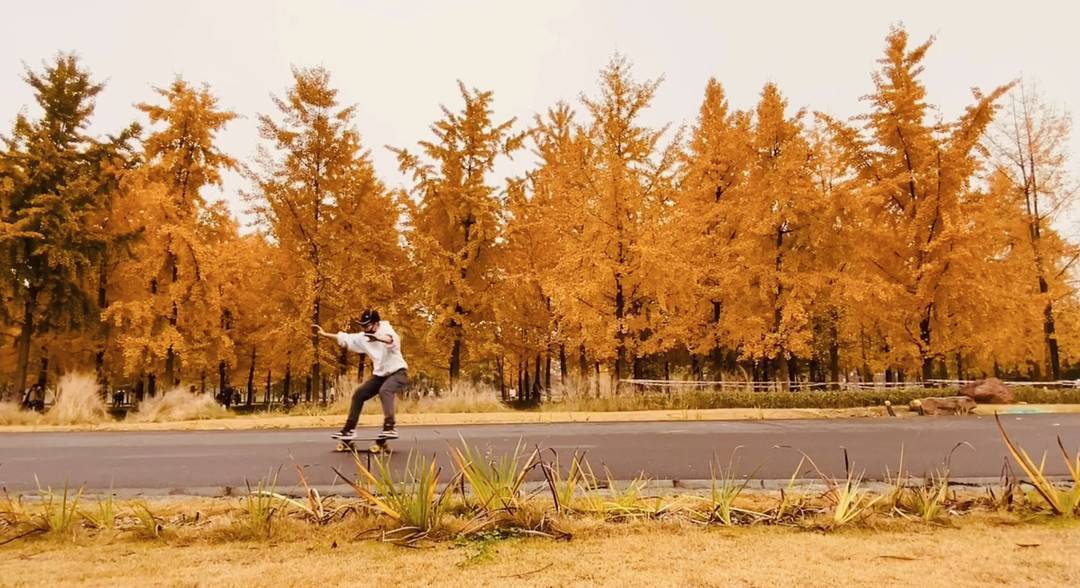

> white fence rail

[{"left": 617, "top": 378, "right": 1080, "bottom": 391}]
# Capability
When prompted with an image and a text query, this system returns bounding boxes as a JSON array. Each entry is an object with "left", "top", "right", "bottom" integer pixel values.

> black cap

[{"left": 359, "top": 309, "right": 380, "bottom": 327}]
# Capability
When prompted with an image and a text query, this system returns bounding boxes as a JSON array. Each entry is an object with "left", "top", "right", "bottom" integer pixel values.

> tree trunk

[
  {"left": 13, "top": 293, "right": 37, "bottom": 401},
  {"left": 284, "top": 363, "right": 292, "bottom": 401},
  {"left": 828, "top": 316, "right": 840, "bottom": 389},
  {"left": 518, "top": 358, "right": 527, "bottom": 399},
  {"left": 594, "top": 361, "right": 601, "bottom": 398},
  {"left": 920, "top": 305, "right": 934, "bottom": 383},
  {"left": 94, "top": 351, "right": 106, "bottom": 387},
  {"left": 614, "top": 273, "right": 626, "bottom": 383},
  {"left": 773, "top": 223, "right": 786, "bottom": 391},
  {"left": 164, "top": 250, "right": 179, "bottom": 387},
  {"left": 558, "top": 344, "right": 567, "bottom": 386},
  {"left": 496, "top": 356, "right": 506, "bottom": 401},
  {"left": 310, "top": 296, "right": 321, "bottom": 404},
  {"left": 338, "top": 345, "right": 348, "bottom": 377},
  {"left": 96, "top": 255, "right": 109, "bottom": 389},
  {"left": 34, "top": 351, "right": 48, "bottom": 405},
  {"left": 246, "top": 347, "right": 257, "bottom": 406},
  {"left": 533, "top": 353, "right": 543, "bottom": 402},
  {"left": 1040, "top": 276, "right": 1061, "bottom": 380},
  {"left": 860, "top": 363, "right": 873, "bottom": 384},
  {"left": 218, "top": 360, "right": 227, "bottom": 402},
  {"left": 265, "top": 369, "right": 271, "bottom": 406},
  {"left": 164, "top": 348, "right": 176, "bottom": 388},
  {"left": 936, "top": 358, "right": 949, "bottom": 380},
  {"left": 776, "top": 355, "right": 790, "bottom": 390},
  {"left": 577, "top": 344, "right": 588, "bottom": 396},
  {"left": 449, "top": 334, "right": 462, "bottom": 385},
  {"left": 545, "top": 348, "right": 552, "bottom": 391},
  {"left": 135, "top": 373, "right": 145, "bottom": 403},
  {"left": 810, "top": 357, "right": 822, "bottom": 383}
]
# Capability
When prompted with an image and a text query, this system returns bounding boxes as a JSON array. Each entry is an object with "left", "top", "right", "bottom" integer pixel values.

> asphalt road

[{"left": 1, "top": 414, "right": 1077, "bottom": 494}]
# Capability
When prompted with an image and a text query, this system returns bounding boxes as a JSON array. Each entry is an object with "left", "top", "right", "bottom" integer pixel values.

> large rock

[
  {"left": 959, "top": 378, "right": 1015, "bottom": 404},
  {"left": 910, "top": 396, "right": 977, "bottom": 416}
]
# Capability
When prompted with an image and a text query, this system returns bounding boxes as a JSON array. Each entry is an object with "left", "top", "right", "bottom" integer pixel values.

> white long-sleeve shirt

[{"left": 335, "top": 321, "right": 408, "bottom": 376}]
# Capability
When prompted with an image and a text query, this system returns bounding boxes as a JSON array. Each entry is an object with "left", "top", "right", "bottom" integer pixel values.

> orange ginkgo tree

[
  {"left": 391, "top": 82, "right": 525, "bottom": 385},
  {"left": 104, "top": 79, "right": 238, "bottom": 392},
  {"left": 538, "top": 57, "right": 680, "bottom": 385},
  {"left": 985, "top": 81, "right": 1080, "bottom": 379},
  {"left": 821, "top": 27, "right": 1014, "bottom": 381},
  {"left": 669, "top": 78, "right": 751, "bottom": 379},
  {"left": 248, "top": 67, "right": 403, "bottom": 401}
]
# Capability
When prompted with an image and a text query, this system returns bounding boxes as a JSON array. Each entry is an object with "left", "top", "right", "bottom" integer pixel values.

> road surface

[{"left": 1, "top": 414, "right": 1076, "bottom": 494}]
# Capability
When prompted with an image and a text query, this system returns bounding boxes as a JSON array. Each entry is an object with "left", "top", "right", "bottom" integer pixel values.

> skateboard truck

[{"left": 334, "top": 436, "right": 390, "bottom": 454}]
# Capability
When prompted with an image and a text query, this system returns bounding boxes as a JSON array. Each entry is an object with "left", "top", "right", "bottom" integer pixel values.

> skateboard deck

[{"left": 333, "top": 436, "right": 390, "bottom": 454}]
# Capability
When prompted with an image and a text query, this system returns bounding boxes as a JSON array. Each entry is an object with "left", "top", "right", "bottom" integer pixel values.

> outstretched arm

[{"left": 313, "top": 324, "right": 338, "bottom": 340}]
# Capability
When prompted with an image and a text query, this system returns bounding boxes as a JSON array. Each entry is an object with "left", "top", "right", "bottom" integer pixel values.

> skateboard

[{"left": 333, "top": 435, "right": 390, "bottom": 454}]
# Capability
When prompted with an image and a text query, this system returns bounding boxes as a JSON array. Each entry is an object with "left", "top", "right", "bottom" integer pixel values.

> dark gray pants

[{"left": 343, "top": 369, "right": 408, "bottom": 431}]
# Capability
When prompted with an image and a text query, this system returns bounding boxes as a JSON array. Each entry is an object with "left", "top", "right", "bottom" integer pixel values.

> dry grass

[
  {"left": 399, "top": 387, "right": 508, "bottom": 413},
  {"left": 0, "top": 406, "right": 893, "bottom": 432},
  {"left": 0, "top": 402, "right": 40, "bottom": 426},
  {"left": 1, "top": 512, "right": 1076, "bottom": 587},
  {"left": 126, "top": 386, "right": 228, "bottom": 423},
  {"left": 0, "top": 373, "right": 107, "bottom": 426},
  {"left": 45, "top": 373, "right": 108, "bottom": 425},
  {"left": 2, "top": 371, "right": 1079, "bottom": 432},
  {"left": 296, "top": 380, "right": 530, "bottom": 416}
]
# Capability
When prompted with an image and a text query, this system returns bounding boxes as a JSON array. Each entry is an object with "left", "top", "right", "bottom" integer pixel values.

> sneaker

[
  {"left": 331, "top": 429, "right": 355, "bottom": 440},
  {"left": 378, "top": 429, "right": 398, "bottom": 440}
]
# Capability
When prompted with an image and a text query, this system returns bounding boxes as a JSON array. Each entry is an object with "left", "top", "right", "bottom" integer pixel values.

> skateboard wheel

[{"left": 368, "top": 443, "right": 383, "bottom": 454}]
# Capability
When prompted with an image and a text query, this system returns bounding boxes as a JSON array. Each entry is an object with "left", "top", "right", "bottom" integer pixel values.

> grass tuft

[
  {"left": 33, "top": 478, "right": 84, "bottom": 538},
  {"left": 698, "top": 449, "right": 762, "bottom": 526},
  {"left": 995, "top": 413, "right": 1080, "bottom": 516},
  {"left": 334, "top": 451, "right": 456, "bottom": 542},
  {"left": 451, "top": 438, "right": 539, "bottom": 512}
]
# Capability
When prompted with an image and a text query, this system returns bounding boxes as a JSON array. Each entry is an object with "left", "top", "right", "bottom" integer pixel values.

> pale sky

[{"left": 2, "top": 0, "right": 1078, "bottom": 233}]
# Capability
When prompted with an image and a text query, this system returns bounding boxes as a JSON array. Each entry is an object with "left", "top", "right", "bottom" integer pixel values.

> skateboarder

[{"left": 314, "top": 309, "right": 409, "bottom": 440}]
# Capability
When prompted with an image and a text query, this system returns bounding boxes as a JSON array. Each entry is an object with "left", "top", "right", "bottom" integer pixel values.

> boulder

[
  {"left": 959, "top": 378, "right": 1014, "bottom": 404},
  {"left": 910, "top": 396, "right": 977, "bottom": 416}
]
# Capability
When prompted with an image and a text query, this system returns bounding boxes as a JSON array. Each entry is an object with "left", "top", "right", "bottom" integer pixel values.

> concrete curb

[{"left": 20, "top": 476, "right": 1070, "bottom": 499}]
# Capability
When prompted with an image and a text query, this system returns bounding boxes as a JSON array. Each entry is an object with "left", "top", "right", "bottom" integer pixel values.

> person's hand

[{"left": 312, "top": 324, "right": 328, "bottom": 336}]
